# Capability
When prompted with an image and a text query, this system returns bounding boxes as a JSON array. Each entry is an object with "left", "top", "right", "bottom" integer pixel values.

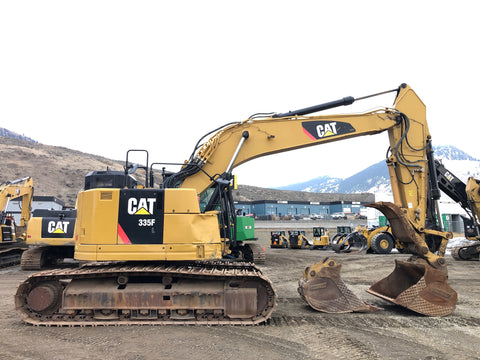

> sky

[{"left": 1, "top": 1, "right": 480, "bottom": 188}]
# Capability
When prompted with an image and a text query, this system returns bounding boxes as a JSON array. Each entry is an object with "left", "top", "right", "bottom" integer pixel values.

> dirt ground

[{"left": 1, "top": 229, "right": 479, "bottom": 360}]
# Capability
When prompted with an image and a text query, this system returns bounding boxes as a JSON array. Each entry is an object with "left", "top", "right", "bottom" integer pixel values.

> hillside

[
  {"left": 235, "top": 184, "right": 374, "bottom": 203},
  {"left": 1, "top": 136, "right": 372, "bottom": 208},
  {"left": 4, "top": 132, "right": 479, "bottom": 208},
  {"left": 0, "top": 136, "right": 124, "bottom": 206}
]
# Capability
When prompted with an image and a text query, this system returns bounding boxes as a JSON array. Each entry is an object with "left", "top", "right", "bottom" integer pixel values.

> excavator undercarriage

[
  {"left": 451, "top": 242, "right": 480, "bottom": 261},
  {"left": 0, "top": 245, "right": 26, "bottom": 268},
  {"left": 15, "top": 261, "right": 276, "bottom": 326}
]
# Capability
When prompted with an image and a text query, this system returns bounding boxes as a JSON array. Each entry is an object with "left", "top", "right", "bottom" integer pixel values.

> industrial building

[
  {"left": 5, "top": 196, "right": 65, "bottom": 223},
  {"left": 233, "top": 185, "right": 375, "bottom": 218},
  {"left": 235, "top": 199, "right": 369, "bottom": 218}
]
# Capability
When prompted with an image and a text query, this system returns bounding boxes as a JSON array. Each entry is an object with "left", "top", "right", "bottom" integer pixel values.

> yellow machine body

[
  {"left": 0, "top": 177, "right": 34, "bottom": 241},
  {"left": 0, "top": 177, "right": 33, "bottom": 267},
  {"left": 74, "top": 188, "right": 224, "bottom": 262},
  {"left": 312, "top": 227, "right": 330, "bottom": 247},
  {"left": 358, "top": 226, "right": 397, "bottom": 254},
  {"left": 270, "top": 231, "right": 288, "bottom": 248},
  {"left": 26, "top": 217, "right": 76, "bottom": 247}
]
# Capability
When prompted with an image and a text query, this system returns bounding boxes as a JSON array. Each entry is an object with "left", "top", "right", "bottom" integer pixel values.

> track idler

[
  {"left": 298, "top": 258, "right": 381, "bottom": 313},
  {"left": 367, "top": 257, "right": 457, "bottom": 316}
]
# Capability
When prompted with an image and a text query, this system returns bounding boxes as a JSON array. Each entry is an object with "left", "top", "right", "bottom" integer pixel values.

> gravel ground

[{"left": 1, "top": 229, "right": 479, "bottom": 360}]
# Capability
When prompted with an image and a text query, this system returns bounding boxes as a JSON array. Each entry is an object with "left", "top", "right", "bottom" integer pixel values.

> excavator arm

[
  {"left": 176, "top": 106, "right": 399, "bottom": 194},
  {"left": 0, "top": 177, "right": 34, "bottom": 227},
  {"left": 165, "top": 84, "right": 457, "bottom": 316},
  {"left": 170, "top": 84, "right": 447, "bottom": 266}
]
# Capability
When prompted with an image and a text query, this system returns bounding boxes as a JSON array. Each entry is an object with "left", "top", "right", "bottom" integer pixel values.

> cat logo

[
  {"left": 316, "top": 122, "right": 337, "bottom": 138},
  {"left": 127, "top": 197, "right": 157, "bottom": 215},
  {"left": 302, "top": 120, "right": 356, "bottom": 141},
  {"left": 48, "top": 221, "right": 70, "bottom": 234}
]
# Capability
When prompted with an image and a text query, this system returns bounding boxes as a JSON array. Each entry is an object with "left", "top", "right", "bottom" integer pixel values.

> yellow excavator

[
  {"left": 16, "top": 84, "right": 457, "bottom": 325},
  {"left": 0, "top": 177, "right": 33, "bottom": 267}
]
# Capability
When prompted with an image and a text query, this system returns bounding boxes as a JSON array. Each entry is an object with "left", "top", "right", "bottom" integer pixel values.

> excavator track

[
  {"left": 20, "top": 247, "right": 48, "bottom": 270},
  {"left": 21, "top": 246, "right": 76, "bottom": 270},
  {"left": 0, "top": 247, "right": 25, "bottom": 268},
  {"left": 246, "top": 243, "right": 266, "bottom": 264},
  {"left": 451, "top": 242, "right": 480, "bottom": 261},
  {"left": 15, "top": 261, "right": 276, "bottom": 326}
]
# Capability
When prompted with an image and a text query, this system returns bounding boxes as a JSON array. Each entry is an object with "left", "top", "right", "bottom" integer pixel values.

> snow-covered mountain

[
  {"left": 278, "top": 175, "right": 343, "bottom": 193},
  {"left": 277, "top": 145, "right": 480, "bottom": 194}
]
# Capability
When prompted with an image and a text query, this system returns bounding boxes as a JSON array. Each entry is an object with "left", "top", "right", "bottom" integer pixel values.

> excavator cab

[{"left": 0, "top": 213, "right": 15, "bottom": 242}]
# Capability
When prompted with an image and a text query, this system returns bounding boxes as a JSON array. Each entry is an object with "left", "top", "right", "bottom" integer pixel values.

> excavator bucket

[
  {"left": 365, "top": 201, "right": 457, "bottom": 316},
  {"left": 298, "top": 258, "right": 381, "bottom": 313},
  {"left": 367, "top": 258, "right": 457, "bottom": 316}
]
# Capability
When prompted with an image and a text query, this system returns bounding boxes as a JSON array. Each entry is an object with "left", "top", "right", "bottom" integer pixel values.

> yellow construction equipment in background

[
  {"left": 0, "top": 177, "right": 33, "bottom": 267},
  {"left": 310, "top": 226, "right": 330, "bottom": 249},
  {"left": 270, "top": 231, "right": 289, "bottom": 248}
]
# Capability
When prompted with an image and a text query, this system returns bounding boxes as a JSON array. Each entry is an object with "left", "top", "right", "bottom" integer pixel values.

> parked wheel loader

[
  {"left": 17, "top": 84, "right": 460, "bottom": 326},
  {"left": 332, "top": 225, "right": 397, "bottom": 254}
]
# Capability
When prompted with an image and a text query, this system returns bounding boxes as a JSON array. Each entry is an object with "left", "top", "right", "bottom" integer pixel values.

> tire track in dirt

[{"left": 269, "top": 312, "right": 480, "bottom": 328}]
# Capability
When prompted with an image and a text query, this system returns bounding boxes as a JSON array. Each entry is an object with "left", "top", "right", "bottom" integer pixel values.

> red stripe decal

[
  {"left": 117, "top": 224, "right": 131, "bottom": 244},
  {"left": 303, "top": 127, "right": 316, "bottom": 141}
]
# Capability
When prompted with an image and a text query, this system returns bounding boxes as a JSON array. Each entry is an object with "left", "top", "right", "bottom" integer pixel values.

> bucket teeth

[{"left": 298, "top": 258, "right": 381, "bottom": 313}]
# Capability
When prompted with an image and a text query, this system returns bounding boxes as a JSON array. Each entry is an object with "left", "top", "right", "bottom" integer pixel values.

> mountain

[
  {"left": 277, "top": 175, "right": 342, "bottom": 193},
  {"left": 434, "top": 145, "right": 478, "bottom": 161},
  {"left": 0, "top": 128, "right": 37, "bottom": 143},
  {"left": 277, "top": 145, "right": 480, "bottom": 194}
]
